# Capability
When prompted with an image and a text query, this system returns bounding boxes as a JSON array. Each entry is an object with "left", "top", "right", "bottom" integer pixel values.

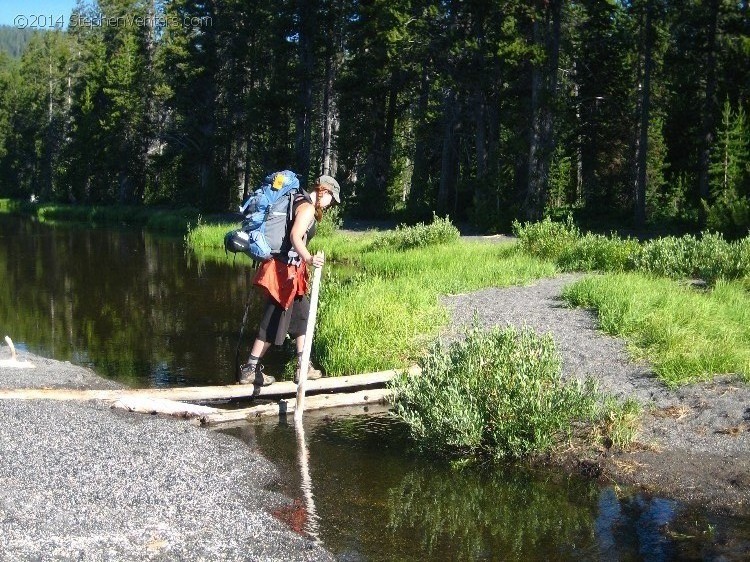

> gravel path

[
  {"left": 442, "top": 274, "right": 750, "bottom": 514},
  {"left": 0, "top": 352, "right": 332, "bottom": 561}
]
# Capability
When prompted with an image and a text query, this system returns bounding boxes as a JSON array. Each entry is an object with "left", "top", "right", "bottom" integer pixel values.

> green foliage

[
  {"left": 369, "top": 214, "right": 460, "bottom": 251},
  {"left": 563, "top": 273, "right": 750, "bottom": 386},
  {"left": 28, "top": 203, "right": 199, "bottom": 233},
  {"left": 706, "top": 100, "right": 750, "bottom": 238},
  {"left": 390, "top": 326, "right": 638, "bottom": 461},
  {"left": 515, "top": 217, "right": 750, "bottom": 283},
  {"left": 315, "top": 205, "right": 343, "bottom": 239},
  {"left": 634, "top": 232, "right": 749, "bottom": 282},
  {"left": 558, "top": 233, "right": 641, "bottom": 272},
  {"left": 512, "top": 215, "right": 580, "bottom": 261}
]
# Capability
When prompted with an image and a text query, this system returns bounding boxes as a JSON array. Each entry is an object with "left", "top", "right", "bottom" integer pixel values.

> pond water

[
  {"left": 1, "top": 215, "right": 749, "bottom": 560},
  {"left": 0, "top": 214, "right": 284, "bottom": 386}
]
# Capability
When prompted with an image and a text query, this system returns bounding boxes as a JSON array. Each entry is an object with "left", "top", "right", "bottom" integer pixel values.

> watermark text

[{"left": 13, "top": 13, "right": 212, "bottom": 30}]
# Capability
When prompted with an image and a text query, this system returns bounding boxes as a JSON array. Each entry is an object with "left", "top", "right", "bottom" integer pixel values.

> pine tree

[{"left": 706, "top": 100, "right": 750, "bottom": 236}]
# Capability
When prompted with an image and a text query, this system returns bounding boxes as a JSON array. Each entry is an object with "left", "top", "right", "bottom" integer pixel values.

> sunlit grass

[
  {"left": 315, "top": 240, "right": 557, "bottom": 376},
  {"left": 563, "top": 273, "right": 750, "bottom": 386},
  {"left": 186, "top": 222, "right": 557, "bottom": 375},
  {"left": 187, "top": 219, "right": 750, "bottom": 387}
]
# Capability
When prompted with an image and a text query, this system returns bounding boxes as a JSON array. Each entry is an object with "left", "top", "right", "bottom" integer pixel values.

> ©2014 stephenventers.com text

[{"left": 13, "top": 13, "right": 213, "bottom": 30}]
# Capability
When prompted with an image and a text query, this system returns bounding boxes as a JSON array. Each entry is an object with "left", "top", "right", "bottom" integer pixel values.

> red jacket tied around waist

[{"left": 253, "top": 259, "right": 309, "bottom": 310}]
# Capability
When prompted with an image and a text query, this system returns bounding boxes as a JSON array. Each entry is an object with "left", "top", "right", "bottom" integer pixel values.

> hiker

[{"left": 239, "top": 174, "right": 341, "bottom": 386}]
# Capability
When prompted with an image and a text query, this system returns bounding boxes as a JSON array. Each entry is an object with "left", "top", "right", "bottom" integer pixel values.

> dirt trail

[{"left": 442, "top": 274, "right": 750, "bottom": 515}]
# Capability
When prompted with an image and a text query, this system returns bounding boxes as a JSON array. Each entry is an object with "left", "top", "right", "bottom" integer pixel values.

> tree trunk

[
  {"left": 409, "top": 63, "right": 431, "bottom": 208},
  {"left": 438, "top": 90, "right": 458, "bottom": 213},
  {"left": 475, "top": 88, "right": 487, "bottom": 179},
  {"left": 634, "top": 0, "right": 653, "bottom": 228},
  {"left": 242, "top": 133, "right": 252, "bottom": 202},
  {"left": 295, "top": 0, "right": 316, "bottom": 183},
  {"left": 525, "top": 0, "right": 562, "bottom": 220},
  {"left": 698, "top": 0, "right": 719, "bottom": 214},
  {"left": 320, "top": 36, "right": 340, "bottom": 177}
]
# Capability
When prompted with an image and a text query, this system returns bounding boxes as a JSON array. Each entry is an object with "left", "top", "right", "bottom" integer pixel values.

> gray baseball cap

[{"left": 315, "top": 175, "right": 341, "bottom": 203}]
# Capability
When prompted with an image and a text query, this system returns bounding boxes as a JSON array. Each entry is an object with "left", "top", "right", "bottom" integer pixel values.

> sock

[{"left": 246, "top": 354, "right": 260, "bottom": 366}]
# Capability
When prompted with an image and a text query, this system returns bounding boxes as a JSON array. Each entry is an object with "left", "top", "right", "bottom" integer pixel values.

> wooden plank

[
  {"left": 0, "top": 366, "right": 420, "bottom": 402},
  {"left": 196, "top": 388, "right": 393, "bottom": 427},
  {"left": 109, "top": 397, "right": 223, "bottom": 418}
]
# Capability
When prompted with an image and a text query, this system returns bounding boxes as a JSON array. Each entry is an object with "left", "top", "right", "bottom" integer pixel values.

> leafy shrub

[
  {"left": 559, "top": 233, "right": 641, "bottom": 272},
  {"left": 315, "top": 205, "right": 343, "bottom": 238},
  {"left": 634, "top": 235, "right": 698, "bottom": 279},
  {"left": 691, "top": 232, "right": 735, "bottom": 282},
  {"left": 370, "top": 214, "right": 459, "bottom": 251},
  {"left": 632, "top": 232, "right": 748, "bottom": 283},
  {"left": 516, "top": 216, "right": 750, "bottom": 284},
  {"left": 512, "top": 215, "right": 580, "bottom": 261},
  {"left": 390, "top": 326, "right": 635, "bottom": 461}
]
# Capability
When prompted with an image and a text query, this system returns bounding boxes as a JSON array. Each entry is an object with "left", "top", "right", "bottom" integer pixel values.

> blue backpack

[{"left": 224, "top": 170, "right": 301, "bottom": 262}]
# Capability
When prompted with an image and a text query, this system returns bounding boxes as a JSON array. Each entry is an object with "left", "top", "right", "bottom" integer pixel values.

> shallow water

[
  {"left": 227, "top": 414, "right": 750, "bottom": 561},
  {"left": 2, "top": 215, "right": 749, "bottom": 560}
]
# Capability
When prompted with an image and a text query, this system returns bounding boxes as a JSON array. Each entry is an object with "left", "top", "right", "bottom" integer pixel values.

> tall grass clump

[
  {"left": 390, "top": 326, "right": 639, "bottom": 461},
  {"left": 563, "top": 272, "right": 750, "bottom": 385},
  {"left": 185, "top": 220, "right": 236, "bottom": 250},
  {"left": 369, "top": 214, "right": 459, "bottom": 251},
  {"left": 558, "top": 233, "right": 641, "bottom": 272}
]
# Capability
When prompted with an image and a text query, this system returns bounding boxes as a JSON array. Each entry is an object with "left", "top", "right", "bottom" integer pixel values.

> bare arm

[{"left": 289, "top": 202, "right": 316, "bottom": 265}]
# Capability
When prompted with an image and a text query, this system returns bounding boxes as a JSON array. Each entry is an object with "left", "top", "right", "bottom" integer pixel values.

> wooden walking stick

[{"left": 294, "top": 252, "right": 324, "bottom": 422}]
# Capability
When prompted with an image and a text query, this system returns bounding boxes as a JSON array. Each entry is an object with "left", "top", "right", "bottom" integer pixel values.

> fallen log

[
  {"left": 0, "top": 366, "right": 420, "bottom": 402},
  {"left": 110, "top": 397, "right": 223, "bottom": 418},
  {"left": 196, "top": 388, "right": 393, "bottom": 427}
]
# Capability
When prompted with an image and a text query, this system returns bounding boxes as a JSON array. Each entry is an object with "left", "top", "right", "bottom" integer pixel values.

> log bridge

[{"left": 0, "top": 366, "right": 420, "bottom": 427}]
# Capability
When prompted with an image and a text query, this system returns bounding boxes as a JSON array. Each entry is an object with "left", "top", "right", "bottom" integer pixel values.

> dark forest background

[{"left": 0, "top": 0, "right": 748, "bottom": 234}]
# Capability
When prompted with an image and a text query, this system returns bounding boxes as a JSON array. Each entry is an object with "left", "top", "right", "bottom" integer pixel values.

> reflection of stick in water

[{"left": 295, "top": 418, "right": 321, "bottom": 542}]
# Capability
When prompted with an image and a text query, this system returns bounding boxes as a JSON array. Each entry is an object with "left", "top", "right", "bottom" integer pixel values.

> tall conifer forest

[{"left": 0, "top": 1, "right": 748, "bottom": 233}]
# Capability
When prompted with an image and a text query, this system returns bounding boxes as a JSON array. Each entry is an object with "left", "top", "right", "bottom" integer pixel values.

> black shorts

[{"left": 256, "top": 295, "right": 310, "bottom": 346}]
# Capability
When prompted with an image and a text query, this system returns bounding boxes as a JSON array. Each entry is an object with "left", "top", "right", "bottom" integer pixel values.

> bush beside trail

[
  {"left": 513, "top": 216, "right": 750, "bottom": 284},
  {"left": 390, "top": 326, "right": 639, "bottom": 462}
]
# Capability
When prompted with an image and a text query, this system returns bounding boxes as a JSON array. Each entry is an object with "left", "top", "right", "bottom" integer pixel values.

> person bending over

[{"left": 239, "top": 174, "right": 340, "bottom": 386}]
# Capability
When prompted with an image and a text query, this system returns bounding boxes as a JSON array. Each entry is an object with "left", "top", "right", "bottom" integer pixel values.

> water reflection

[
  {"left": 229, "top": 414, "right": 750, "bottom": 561},
  {"left": 0, "top": 215, "right": 285, "bottom": 387},
  {"left": 295, "top": 419, "right": 322, "bottom": 541}
]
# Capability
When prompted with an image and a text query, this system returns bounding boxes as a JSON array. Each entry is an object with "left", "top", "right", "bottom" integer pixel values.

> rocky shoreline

[{"left": 0, "top": 352, "right": 332, "bottom": 561}]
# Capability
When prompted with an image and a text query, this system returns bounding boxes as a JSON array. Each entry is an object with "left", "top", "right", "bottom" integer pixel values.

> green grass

[
  {"left": 0, "top": 199, "right": 201, "bottom": 233},
  {"left": 187, "top": 217, "right": 750, "bottom": 388},
  {"left": 186, "top": 222, "right": 557, "bottom": 375},
  {"left": 563, "top": 273, "right": 750, "bottom": 386},
  {"left": 314, "top": 237, "right": 557, "bottom": 376}
]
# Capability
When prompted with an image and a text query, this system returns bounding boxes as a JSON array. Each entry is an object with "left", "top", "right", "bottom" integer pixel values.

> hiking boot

[
  {"left": 294, "top": 364, "right": 323, "bottom": 384},
  {"left": 239, "top": 363, "right": 275, "bottom": 386}
]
